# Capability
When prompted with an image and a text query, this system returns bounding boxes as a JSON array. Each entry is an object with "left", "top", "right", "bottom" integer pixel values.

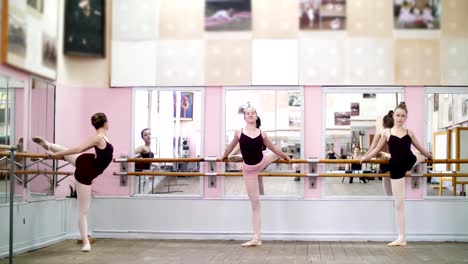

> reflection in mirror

[
  {"left": 224, "top": 88, "right": 303, "bottom": 197},
  {"left": 29, "top": 79, "right": 56, "bottom": 200},
  {"left": 0, "top": 75, "right": 25, "bottom": 204},
  {"left": 324, "top": 92, "right": 402, "bottom": 196},
  {"left": 133, "top": 89, "right": 202, "bottom": 195},
  {"left": 426, "top": 92, "right": 468, "bottom": 197}
]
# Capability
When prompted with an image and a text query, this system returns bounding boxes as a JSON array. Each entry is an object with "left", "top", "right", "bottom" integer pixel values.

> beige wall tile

[
  {"left": 441, "top": 39, "right": 468, "bottom": 85},
  {"left": 441, "top": 0, "right": 468, "bottom": 37},
  {"left": 252, "top": 0, "right": 298, "bottom": 39},
  {"left": 159, "top": 0, "right": 204, "bottom": 39},
  {"left": 348, "top": 0, "right": 392, "bottom": 37},
  {"left": 347, "top": 38, "right": 394, "bottom": 85},
  {"left": 112, "top": 0, "right": 159, "bottom": 41},
  {"left": 299, "top": 37, "right": 346, "bottom": 85},
  {"left": 157, "top": 40, "right": 204, "bottom": 86},
  {"left": 204, "top": 40, "right": 251, "bottom": 86},
  {"left": 395, "top": 39, "right": 440, "bottom": 85}
]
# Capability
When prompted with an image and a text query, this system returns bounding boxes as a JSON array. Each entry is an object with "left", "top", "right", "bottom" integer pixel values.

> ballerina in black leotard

[
  {"left": 361, "top": 102, "right": 432, "bottom": 247},
  {"left": 33, "top": 113, "right": 114, "bottom": 252}
]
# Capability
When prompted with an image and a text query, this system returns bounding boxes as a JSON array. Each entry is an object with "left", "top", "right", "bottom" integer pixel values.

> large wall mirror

[
  {"left": 133, "top": 88, "right": 203, "bottom": 196},
  {"left": 0, "top": 74, "right": 25, "bottom": 204},
  {"left": 223, "top": 88, "right": 303, "bottom": 197},
  {"left": 426, "top": 90, "right": 468, "bottom": 197},
  {"left": 28, "top": 78, "right": 56, "bottom": 200},
  {"left": 323, "top": 88, "right": 403, "bottom": 197}
]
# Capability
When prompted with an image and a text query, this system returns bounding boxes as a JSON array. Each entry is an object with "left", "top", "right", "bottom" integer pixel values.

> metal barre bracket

[
  {"left": 205, "top": 156, "right": 217, "bottom": 188},
  {"left": 308, "top": 158, "right": 318, "bottom": 189},
  {"left": 120, "top": 154, "right": 128, "bottom": 186}
]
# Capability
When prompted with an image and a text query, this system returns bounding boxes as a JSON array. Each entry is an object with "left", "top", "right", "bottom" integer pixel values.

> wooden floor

[{"left": 1, "top": 239, "right": 467, "bottom": 264}]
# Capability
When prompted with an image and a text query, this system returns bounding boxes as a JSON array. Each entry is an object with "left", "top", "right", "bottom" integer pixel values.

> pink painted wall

[
  {"left": 405, "top": 86, "right": 425, "bottom": 200},
  {"left": 203, "top": 87, "right": 222, "bottom": 198},
  {"left": 54, "top": 86, "right": 132, "bottom": 197},
  {"left": 303, "top": 86, "right": 322, "bottom": 199}
]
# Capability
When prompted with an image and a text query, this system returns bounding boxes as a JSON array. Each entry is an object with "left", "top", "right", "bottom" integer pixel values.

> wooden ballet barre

[
  {"left": 423, "top": 172, "right": 468, "bottom": 177},
  {"left": 114, "top": 157, "right": 205, "bottom": 163},
  {"left": 115, "top": 170, "right": 468, "bottom": 178},
  {"left": 0, "top": 170, "right": 73, "bottom": 176},
  {"left": 0, "top": 152, "right": 65, "bottom": 159},
  {"left": 0, "top": 144, "right": 14, "bottom": 150}
]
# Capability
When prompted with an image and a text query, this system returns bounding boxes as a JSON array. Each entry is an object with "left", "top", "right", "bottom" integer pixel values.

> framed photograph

[
  {"left": 27, "top": 0, "right": 43, "bottom": 14},
  {"left": 288, "top": 91, "right": 301, "bottom": 107},
  {"left": 350, "top": 102, "right": 359, "bottom": 116},
  {"left": 174, "top": 92, "right": 194, "bottom": 121},
  {"left": 363, "top": 93, "right": 376, "bottom": 99},
  {"left": 205, "top": 0, "right": 251, "bottom": 31},
  {"left": 394, "top": 0, "right": 440, "bottom": 29},
  {"left": 299, "top": 0, "right": 346, "bottom": 30},
  {"left": 453, "top": 94, "right": 468, "bottom": 125},
  {"left": 64, "top": 0, "right": 105, "bottom": 57},
  {"left": 438, "top": 94, "right": 453, "bottom": 129},
  {"left": 334, "top": 111, "right": 350, "bottom": 126},
  {"left": 1, "top": 0, "right": 58, "bottom": 79},
  {"left": 433, "top": 93, "right": 439, "bottom": 112}
]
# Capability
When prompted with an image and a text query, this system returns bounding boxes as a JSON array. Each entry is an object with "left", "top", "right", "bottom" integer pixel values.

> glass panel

[
  {"left": 324, "top": 92, "right": 402, "bottom": 196},
  {"left": 0, "top": 75, "right": 25, "bottom": 204},
  {"left": 224, "top": 88, "right": 303, "bottom": 197},
  {"left": 426, "top": 92, "right": 468, "bottom": 197},
  {"left": 28, "top": 79, "right": 56, "bottom": 200},
  {"left": 133, "top": 89, "right": 202, "bottom": 195}
]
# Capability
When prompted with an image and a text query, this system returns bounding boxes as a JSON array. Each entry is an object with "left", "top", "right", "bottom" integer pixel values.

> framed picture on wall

[
  {"left": 334, "top": 111, "right": 350, "bottom": 126},
  {"left": 350, "top": 102, "right": 359, "bottom": 116},
  {"left": 394, "top": 0, "right": 440, "bottom": 29},
  {"left": 433, "top": 93, "right": 439, "bottom": 112},
  {"left": 453, "top": 94, "right": 468, "bottom": 125},
  {"left": 438, "top": 94, "right": 453, "bottom": 129},
  {"left": 1, "top": 0, "right": 59, "bottom": 79},
  {"left": 299, "top": 0, "right": 346, "bottom": 30},
  {"left": 205, "top": 0, "right": 251, "bottom": 31},
  {"left": 64, "top": 0, "right": 105, "bottom": 57},
  {"left": 173, "top": 92, "right": 194, "bottom": 121}
]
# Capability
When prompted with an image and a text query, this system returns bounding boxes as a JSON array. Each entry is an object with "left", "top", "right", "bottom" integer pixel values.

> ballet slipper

[
  {"left": 32, "top": 136, "right": 50, "bottom": 150},
  {"left": 81, "top": 243, "right": 91, "bottom": 252},
  {"left": 78, "top": 236, "right": 96, "bottom": 244},
  {"left": 241, "top": 239, "right": 262, "bottom": 247},
  {"left": 387, "top": 238, "right": 407, "bottom": 247}
]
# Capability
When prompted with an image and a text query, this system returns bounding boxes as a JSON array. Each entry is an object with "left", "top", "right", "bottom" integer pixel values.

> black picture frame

[{"left": 63, "top": 0, "right": 105, "bottom": 57}]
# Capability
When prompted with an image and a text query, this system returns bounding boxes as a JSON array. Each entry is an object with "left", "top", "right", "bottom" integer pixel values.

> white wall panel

[
  {"left": 252, "top": 40, "right": 298, "bottom": 85},
  {"left": 111, "top": 41, "right": 157, "bottom": 87}
]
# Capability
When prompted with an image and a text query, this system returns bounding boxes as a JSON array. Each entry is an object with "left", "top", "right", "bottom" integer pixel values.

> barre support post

[
  {"left": 307, "top": 158, "right": 319, "bottom": 189},
  {"left": 120, "top": 154, "right": 128, "bottom": 186},
  {"left": 205, "top": 156, "right": 217, "bottom": 188}
]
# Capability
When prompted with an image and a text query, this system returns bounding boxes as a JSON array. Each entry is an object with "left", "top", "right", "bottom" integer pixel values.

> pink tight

[{"left": 241, "top": 151, "right": 279, "bottom": 240}]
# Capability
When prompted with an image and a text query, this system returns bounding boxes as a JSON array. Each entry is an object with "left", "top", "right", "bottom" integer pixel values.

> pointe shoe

[
  {"left": 81, "top": 243, "right": 91, "bottom": 252},
  {"left": 241, "top": 239, "right": 262, "bottom": 247},
  {"left": 32, "top": 136, "right": 49, "bottom": 150},
  {"left": 387, "top": 238, "right": 407, "bottom": 247}
]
